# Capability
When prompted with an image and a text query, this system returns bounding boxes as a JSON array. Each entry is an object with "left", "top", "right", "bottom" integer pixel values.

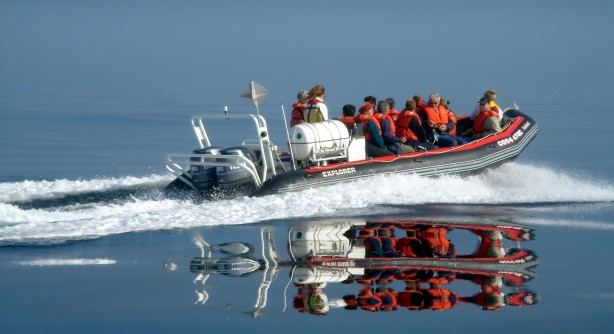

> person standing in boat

[
  {"left": 360, "top": 102, "right": 395, "bottom": 157},
  {"left": 423, "top": 92, "right": 468, "bottom": 148},
  {"left": 290, "top": 90, "right": 308, "bottom": 127},
  {"left": 303, "top": 84, "right": 328, "bottom": 123},
  {"left": 378, "top": 100, "right": 414, "bottom": 154},
  {"left": 396, "top": 99, "right": 436, "bottom": 151}
]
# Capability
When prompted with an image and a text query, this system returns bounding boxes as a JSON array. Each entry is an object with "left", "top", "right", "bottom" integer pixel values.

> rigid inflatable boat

[{"left": 164, "top": 81, "right": 538, "bottom": 199}]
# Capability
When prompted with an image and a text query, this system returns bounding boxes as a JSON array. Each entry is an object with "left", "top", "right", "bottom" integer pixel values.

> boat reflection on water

[{"left": 163, "top": 218, "right": 539, "bottom": 316}]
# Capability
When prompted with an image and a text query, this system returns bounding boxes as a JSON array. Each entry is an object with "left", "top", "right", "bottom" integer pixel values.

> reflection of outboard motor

[
  {"left": 190, "top": 146, "right": 222, "bottom": 190},
  {"left": 216, "top": 146, "right": 259, "bottom": 190}
]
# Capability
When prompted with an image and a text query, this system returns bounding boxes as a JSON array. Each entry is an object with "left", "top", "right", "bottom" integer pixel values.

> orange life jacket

[
  {"left": 290, "top": 102, "right": 305, "bottom": 127},
  {"left": 423, "top": 288, "right": 457, "bottom": 310},
  {"left": 473, "top": 107, "right": 500, "bottom": 133},
  {"left": 418, "top": 228, "right": 451, "bottom": 256},
  {"left": 473, "top": 230, "right": 502, "bottom": 258},
  {"left": 445, "top": 108, "right": 458, "bottom": 135},
  {"left": 337, "top": 116, "right": 356, "bottom": 130},
  {"left": 363, "top": 115, "right": 382, "bottom": 141},
  {"left": 380, "top": 114, "right": 396, "bottom": 136},
  {"left": 423, "top": 104, "right": 450, "bottom": 129},
  {"left": 389, "top": 108, "right": 400, "bottom": 121},
  {"left": 396, "top": 109, "right": 421, "bottom": 140},
  {"left": 377, "top": 290, "right": 398, "bottom": 311},
  {"left": 396, "top": 237, "right": 423, "bottom": 257},
  {"left": 397, "top": 290, "right": 424, "bottom": 309}
]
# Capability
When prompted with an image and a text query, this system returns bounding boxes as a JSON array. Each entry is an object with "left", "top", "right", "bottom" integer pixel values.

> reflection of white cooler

[{"left": 290, "top": 120, "right": 350, "bottom": 162}]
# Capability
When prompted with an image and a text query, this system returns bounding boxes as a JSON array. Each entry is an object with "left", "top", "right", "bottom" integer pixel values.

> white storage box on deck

[{"left": 290, "top": 120, "right": 350, "bottom": 161}]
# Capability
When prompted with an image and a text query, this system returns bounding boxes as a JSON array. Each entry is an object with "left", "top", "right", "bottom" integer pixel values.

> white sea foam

[
  {"left": 0, "top": 174, "right": 172, "bottom": 203},
  {"left": 0, "top": 163, "right": 612, "bottom": 245},
  {"left": 14, "top": 258, "right": 117, "bottom": 266}
]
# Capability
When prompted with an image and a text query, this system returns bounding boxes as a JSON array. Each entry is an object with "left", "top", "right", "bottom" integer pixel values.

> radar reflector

[{"left": 240, "top": 80, "right": 268, "bottom": 116}]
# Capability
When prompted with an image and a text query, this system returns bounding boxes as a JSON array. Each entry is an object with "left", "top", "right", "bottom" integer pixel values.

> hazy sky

[{"left": 1, "top": 0, "right": 612, "bottom": 111}]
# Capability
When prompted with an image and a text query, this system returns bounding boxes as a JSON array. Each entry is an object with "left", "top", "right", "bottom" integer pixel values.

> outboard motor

[
  {"left": 189, "top": 146, "right": 222, "bottom": 191},
  {"left": 216, "top": 146, "right": 259, "bottom": 192}
]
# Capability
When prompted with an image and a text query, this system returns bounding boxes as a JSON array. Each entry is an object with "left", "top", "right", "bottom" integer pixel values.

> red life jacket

[
  {"left": 363, "top": 115, "right": 382, "bottom": 141},
  {"left": 398, "top": 290, "right": 424, "bottom": 309},
  {"left": 423, "top": 104, "right": 450, "bottom": 129},
  {"left": 389, "top": 108, "right": 400, "bottom": 123},
  {"left": 418, "top": 228, "right": 451, "bottom": 256},
  {"left": 396, "top": 109, "right": 421, "bottom": 140},
  {"left": 446, "top": 108, "right": 458, "bottom": 135},
  {"left": 472, "top": 230, "right": 502, "bottom": 258},
  {"left": 377, "top": 290, "right": 398, "bottom": 310},
  {"left": 423, "top": 288, "right": 457, "bottom": 310},
  {"left": 396, "top": 237, "right": 423, "bottom": 257},
  {"left": 473, "top": 107, "right": 500, "bottom": 133},
  {"left": 290, "top": 102, "right": 305, "bottom": 127},
  {"left": 337, "top": 116, "right": 356, "bottom": 130},
  {"left": 380, "top": 114, "right": 396, "bottom": 136}
]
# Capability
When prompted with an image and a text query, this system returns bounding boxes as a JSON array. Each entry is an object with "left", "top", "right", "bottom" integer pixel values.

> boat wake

[{"left": 0, "top": 163, "right": 612, "bottom": 246}]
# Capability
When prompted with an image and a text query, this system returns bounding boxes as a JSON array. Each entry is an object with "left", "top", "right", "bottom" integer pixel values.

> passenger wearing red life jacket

[
  {"left": 359, "top": 102, "right": 395, "bottom": 157},
  {"left": 504, "top": 290, "right": 540, "bottom": 307},
  {"left": 377, "top": 289, "right": 398, "bottom": 311},
  {"left": 423, "top": 92, "right": 468, "bottom": 148},
  {"left": 422, "top": 285, "right": 459, "bottom": 310},
  {"left": 417, "top": 227, "right": 455, "bottom": 257},
  {"left": 377, "top": 100, "right": 414, "bottom": 154},
  {"left": 460, "top": 275, "right": 504, "bottom": 311},
  {"left": 440, "top": 98, "right": 459, "bottom": 135},
  {"left": 290, "top": 90, "right": 308, "bottom": 127},
  {"left": 466, "top": 97, "right": 502, "bottom": 139},
  {"left": 472, "top": 229, "right": 503, "bottom": 258},
  {"left": 470, "top": 89, "right": 503, "bottom": 122},
  {"left": 413, "top": 95, "right": 428, "bottom": 124},
  {"left": 396, "top": 99, "right": 436, "bottom": 151},
  {"left": 337, "top": 104, "right": 356, "bottom": 132},
  {"left": 356, "top": 287, "right": 383, "bottom": 312},
  {"left": 385, "top": 97, "right": 400, "bottom": 123}
]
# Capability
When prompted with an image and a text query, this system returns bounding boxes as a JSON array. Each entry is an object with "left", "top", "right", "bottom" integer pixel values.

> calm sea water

[{"left": 1, "top": 1, "right": 613, "bottom": 333}]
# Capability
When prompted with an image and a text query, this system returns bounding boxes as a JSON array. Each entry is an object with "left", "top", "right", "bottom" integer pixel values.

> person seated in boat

[
  {"left": 412, "top": 95, "right": 428, "bottom": 122},
  {"left": 423, "top": 92, "right": 468, "bottom": 148},
  {"left": 461, "top": 97, "right": 502, "bottom": 139},
  {"left": 470, "top": 89, "right": 503, "bottom": 122},
  {"left": 364, "top": 95, "right": 377, "bottom": 108},
  {"left": 440, "top": 98, "right": 458, "bottom": 134},
  {"left": 377, "top": 100, "right": 415, "bottom": 154},
  {"left": 359, "top": 102, "right": 396, "bottom": 157},
  {"left": 386, "top": 97, "right": 400, "bottom": 122},
  {"left": 290, "top": 90, "right": 308, "bottom": 127},
  {"left": 303, "top": 84, "right": 328, "bottom": 123},
  {"left": 396, "top": 99, "right": 436, "bottom": 151},
  {"left": 337, "top": 104, "right": 357, "bottom": 132}
]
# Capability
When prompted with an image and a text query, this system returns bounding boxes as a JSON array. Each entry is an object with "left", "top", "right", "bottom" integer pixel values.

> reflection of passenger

[
  {"left": 505, "top": 290, "right": 540, "bottom": 307},
  {"left": 343, "top": 286, "right": 398, "bottom": 312},
  {"left": 294, "top": 283, "right": 329, "bottom": 316},
  {"left": 397, "top": 280, "right": 459, "bottom": 311},
  {"left": 473, "top": 229, "right": 504, "bottom": 258},
  {"left": 459, "top": 275, "right": 504, "bottom": 311}
]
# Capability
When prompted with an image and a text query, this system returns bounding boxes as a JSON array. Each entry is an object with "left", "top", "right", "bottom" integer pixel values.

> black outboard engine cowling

[
  {"left": 189, "top": 146, "right": 222, "bottom": 191},
  {"left": 216, "top": 146, "right": 259, "bottom": 192}
]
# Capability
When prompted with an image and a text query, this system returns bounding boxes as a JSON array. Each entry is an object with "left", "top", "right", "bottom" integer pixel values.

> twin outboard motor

[
  {"left": 216, "top": 146, "right": 259, "bottom": 191},
  {"left": 188, "top": 146, "right": 259, "bottom": 196},
  {"left": 189, "top": 146, "right": 222, "bottom": 191}
]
